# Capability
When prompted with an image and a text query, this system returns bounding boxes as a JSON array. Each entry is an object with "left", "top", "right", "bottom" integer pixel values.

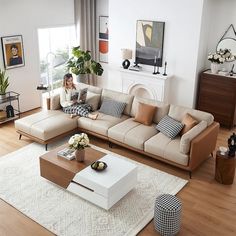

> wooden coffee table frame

[{"left": 40, "top": 144, "right": 105, "bottom": 189}]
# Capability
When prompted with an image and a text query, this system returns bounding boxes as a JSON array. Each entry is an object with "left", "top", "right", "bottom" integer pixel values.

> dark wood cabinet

[{"left": 196, "top": 70, "right": 236, "bottom": 129}]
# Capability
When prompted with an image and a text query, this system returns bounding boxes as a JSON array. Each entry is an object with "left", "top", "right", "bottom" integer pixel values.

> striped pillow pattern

[
  {"left": 99, "top": 98, "right": 126, "bottom": 118},
  {"left": 156, "top": 115, "right": 184, "bottom": 139}
]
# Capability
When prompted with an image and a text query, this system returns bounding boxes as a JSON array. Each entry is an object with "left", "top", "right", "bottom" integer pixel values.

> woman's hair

[{"left": 63, "top": 73, "right": 76, "bottom": 90}]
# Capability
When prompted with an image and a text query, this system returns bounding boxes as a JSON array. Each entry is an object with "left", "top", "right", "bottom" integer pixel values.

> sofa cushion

[
  {"left": 77, "top": 112, "right": 129, "bottom": 136},
  {"left": 156, "top": 115, "right": 184, "bottom": 139},
  {"left": 164, "top": 138, "right": 189, "bottom": 166},
  {"left": 124, "top": 122, "right": 158, "bottom": 150},
  {"left": 168, "top": 104, "right": 214, "bottom": 126},
  {"left": 145, "top": 133, "right": 188, "bottom": 166},
  {"left": 99, "top": 98, "right": 126, "bottom": 118},
  {"left": 101, "top": 89, "right": 134, "bottom": 116},
  {"left": 134, "top": 102, "right": 157, "bottom": 126},
  {"left": 108, "top": 118, "right": 141, "bottom": 143},
  {"left": 144, "top": 132, "right": 172, "bottom": 157},
  {"left": 15, "top": 110, "right": 78, "bottom": 141},
  {"left": 180, "top": 113, "right": 198, "bottom": 135},
  {"left": 76, "top": 83, "right": 102, "bottom": 95},
  {"left": 85, "top": 91, "right": 101, "bottom": 111},
  {"left": 50, "top": 93, "right": 61, "bottom": 110},
  {"left": 130, "top": 96, "right": 170, "bottom": 124},
  {"left": 180, "top": 120, "right": 207, "bottom": 154}
]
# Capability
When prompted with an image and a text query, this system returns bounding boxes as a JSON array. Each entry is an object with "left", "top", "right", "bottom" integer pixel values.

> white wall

[
  {"left": 0, "top": 0, "right": 74, "bottom": 112},
  {"left": 108, "top": 0, "right": 204, "bottom": 107},
  {"left": 96, "top": 0, "right": 109, "bottom": 88},
  {"left": 205, "top": 0, "right": 236, "bottom": 71}
]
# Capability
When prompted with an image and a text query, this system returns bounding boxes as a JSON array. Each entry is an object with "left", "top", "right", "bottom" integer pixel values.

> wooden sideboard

[{"left": 196, "top": 70, "right": 236, "bottom": 129}]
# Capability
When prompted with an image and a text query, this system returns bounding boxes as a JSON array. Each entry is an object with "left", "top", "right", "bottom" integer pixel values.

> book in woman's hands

[
  {"left": 57, "top": 148, "right": 75, "bottom": 160},
  {"left": 71, "top": 88, "right": 88, "bottom": 102}
]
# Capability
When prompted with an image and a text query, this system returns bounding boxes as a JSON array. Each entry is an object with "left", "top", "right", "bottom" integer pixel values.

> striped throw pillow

[
  {"left": 156, "top": 115, "right": 184, "bottom": 139},
  {"left": 99, "top": 98, "right": 126, "bottom": 118}
]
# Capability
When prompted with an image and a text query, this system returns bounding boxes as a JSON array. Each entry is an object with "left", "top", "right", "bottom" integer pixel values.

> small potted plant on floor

[
  {"left": 0, "top": 69, "right": 9, "bottom": 100},
  {"left": 66, "top": 46, "right": 103, "bottom": 83}
]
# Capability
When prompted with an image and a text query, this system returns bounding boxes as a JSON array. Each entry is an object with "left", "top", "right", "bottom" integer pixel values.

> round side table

[{"left": 215, "top": 150, "right": 236, "bottom": 185}]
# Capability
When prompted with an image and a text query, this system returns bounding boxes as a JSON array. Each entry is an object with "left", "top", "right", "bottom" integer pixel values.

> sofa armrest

[
  {"left": 49, "top": 93, "right": 61, "bottom": 110},
  {"left": 188, "top": 121, "right": 219, "bottom": 171}
]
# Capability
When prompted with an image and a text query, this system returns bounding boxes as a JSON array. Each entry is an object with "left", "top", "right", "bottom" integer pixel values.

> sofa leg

[
  {"left": 189, "top": 171, "right": 192, "bottom": 179},
  {"left": 45, "top": 144, "right": 48, "bottom": 151},
  {"left": 19, "top": 134, "right": 22, "bottom": 140},
  {"left": 108, "top": 142, "right": 113, "bottom": 148}
]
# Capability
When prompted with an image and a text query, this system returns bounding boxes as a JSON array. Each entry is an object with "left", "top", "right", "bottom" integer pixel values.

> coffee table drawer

[{"left": 67, "top": 182, "right": 109, "bottom": 209}]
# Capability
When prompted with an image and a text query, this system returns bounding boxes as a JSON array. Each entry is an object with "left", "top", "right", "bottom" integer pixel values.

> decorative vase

[
  {"left": 75, "top": 149, "right": 85, "bottom": 162},
  {"left": 211, "top": 63, "right": 219, "bottom": 74}
]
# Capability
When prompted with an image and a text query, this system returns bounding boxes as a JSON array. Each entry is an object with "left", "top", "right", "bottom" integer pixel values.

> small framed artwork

[
  {"left": 1, "top": 35, "right": 25, "bottom": 69},
  {"left": 99, "top": 16, "right": 109, "bottom": 63}
]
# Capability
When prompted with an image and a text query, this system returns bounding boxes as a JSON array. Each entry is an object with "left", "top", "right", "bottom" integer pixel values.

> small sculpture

[{"left": 228, "top": 132, "right": 236, "bottom": 157}]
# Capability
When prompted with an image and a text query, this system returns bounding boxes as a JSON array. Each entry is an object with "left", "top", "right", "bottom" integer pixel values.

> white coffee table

[{"left": 67, "top": 154, "right": 137, "bottom": 210}]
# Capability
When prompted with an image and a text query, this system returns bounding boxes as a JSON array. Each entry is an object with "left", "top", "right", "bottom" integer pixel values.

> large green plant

[
  {"left": 66, "top": 46, "right": 103, "bottom": 76},
  {"left": 0, "top": 69, "right": 9, "bottom": 95}
]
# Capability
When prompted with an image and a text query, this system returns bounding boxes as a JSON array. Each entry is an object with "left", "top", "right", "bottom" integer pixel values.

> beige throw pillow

[
  {"left": 180, "top": 113, "right": 198, "bottom": 135},
  {"left": 85, "top": 91, "right": 101, "bottom": 111},
  {"left": 134, "top": 102, "right": 157, "bottom": 126},
  {"left": 180, "top": 120, "right": 207, "bottom": 154}
]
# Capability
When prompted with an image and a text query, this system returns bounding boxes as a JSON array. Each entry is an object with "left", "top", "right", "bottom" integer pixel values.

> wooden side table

[{"left": 215, "top": 151, "right": 236, "bottom": 184}]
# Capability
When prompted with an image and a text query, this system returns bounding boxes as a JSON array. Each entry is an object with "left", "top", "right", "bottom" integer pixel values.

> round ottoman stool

[{"left": 154, "top": 194, "right": 182, "bottom": 236}]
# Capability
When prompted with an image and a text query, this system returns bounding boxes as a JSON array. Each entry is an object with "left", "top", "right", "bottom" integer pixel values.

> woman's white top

[{"left": 60, "top": 88, "right": 74, "bottom": 108}]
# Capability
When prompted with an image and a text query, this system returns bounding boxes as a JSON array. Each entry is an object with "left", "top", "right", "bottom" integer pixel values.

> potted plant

[
  {"left": 66, "top": 46, "right": 103, "bottom": 83},
  {"left": 0, "top": 69, "right": 9, "bottom": 100}
]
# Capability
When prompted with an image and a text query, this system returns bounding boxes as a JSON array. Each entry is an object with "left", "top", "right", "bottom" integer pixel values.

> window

[{"left": 38, "top": 26, "right": 76, "bottom": 91}]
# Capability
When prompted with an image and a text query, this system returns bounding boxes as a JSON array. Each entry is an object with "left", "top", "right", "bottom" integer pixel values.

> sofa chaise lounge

[{"left": 15, "top": 83, "right": 219, "bottom": 177}]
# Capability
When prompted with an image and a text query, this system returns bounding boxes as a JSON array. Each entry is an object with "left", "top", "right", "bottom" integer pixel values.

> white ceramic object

[{"left": 219, "top": 146, "right": 228, "bottom": 155}]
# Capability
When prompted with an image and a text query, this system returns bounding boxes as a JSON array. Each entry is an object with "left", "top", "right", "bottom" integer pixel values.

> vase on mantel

[
  {"left": 211, "top": 63, "right": 219, "bottom": 74},
  {"left": 75, "top": 149, "right": 85, "bottom": 162}
]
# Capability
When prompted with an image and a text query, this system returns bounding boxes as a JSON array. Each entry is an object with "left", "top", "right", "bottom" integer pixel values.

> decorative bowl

[
  {"left": 91, "top": 161, "right": 107, "bottom": 171},
  {"left": 219, "top": 146, "right": 228, "bottom": 155}
]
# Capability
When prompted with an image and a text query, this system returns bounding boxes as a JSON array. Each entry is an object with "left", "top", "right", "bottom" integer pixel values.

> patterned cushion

[
  {"left": 156, "top": 115, "right": 184, "bottom": 139},
  {"left": 99, "top": 98, "right": 126, "bottom": 118}
]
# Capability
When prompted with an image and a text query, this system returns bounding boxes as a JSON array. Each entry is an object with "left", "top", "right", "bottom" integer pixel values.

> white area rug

[{"left": 0, "top": 143, "right": 188, "bottom": 236}]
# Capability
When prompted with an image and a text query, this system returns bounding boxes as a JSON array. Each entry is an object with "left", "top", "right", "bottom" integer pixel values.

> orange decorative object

[{"left": 99, "top": 40, "right": 108, "bottom": 54}]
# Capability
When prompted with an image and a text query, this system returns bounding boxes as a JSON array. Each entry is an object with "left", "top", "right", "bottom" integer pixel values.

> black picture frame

[
  {"left": 1, "top": 35, "right": 25, "bottom": 69},
  {"left": 135, "top": 20, "right": 165, "bottom": 67}
]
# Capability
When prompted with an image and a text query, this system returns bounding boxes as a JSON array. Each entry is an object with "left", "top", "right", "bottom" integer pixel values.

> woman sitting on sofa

[{"left": 60, "top": 73, "right": 98, "bottom": 120}]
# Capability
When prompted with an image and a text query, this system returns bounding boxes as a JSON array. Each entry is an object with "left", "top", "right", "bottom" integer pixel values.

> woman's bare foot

[
  {"left": 70, "top": 114, "right": 77, "bottom": 118},
  {"left": 88, "top": 113, "right": 98, "bottom": 120}
]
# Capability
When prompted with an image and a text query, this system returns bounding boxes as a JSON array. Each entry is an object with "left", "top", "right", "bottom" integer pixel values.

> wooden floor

[{"left": 0, "top": 109, "right": 236, "bottom": 236}]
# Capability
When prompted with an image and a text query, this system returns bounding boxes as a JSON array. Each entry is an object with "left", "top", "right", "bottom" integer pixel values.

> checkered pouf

[{"left": 154, "top": 194, "right": 182, "bottom": 236}]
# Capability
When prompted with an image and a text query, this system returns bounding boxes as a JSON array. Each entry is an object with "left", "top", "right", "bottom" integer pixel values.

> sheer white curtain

[{"left": 74, "top": 0, "right": 97, "bottom": 85}]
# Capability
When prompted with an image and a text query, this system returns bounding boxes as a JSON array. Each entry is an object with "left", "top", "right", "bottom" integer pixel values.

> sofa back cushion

[
  {"left": 86, "top": 91, "right": 101, "bottom": 111},
  {"left": 130, "top": 96, "right": 170, "bottom": 124},
  {"left": 168, "top": 104, "right": 214, "bottom": 126},
  {"left": 76, "top": 83, "right": 102, "bottom": 95},
  {"left": 101, "top": 89, "right": 134, "bottom": 116},
  {"left": 50, "top": 93, "right": 61, "bottom": 110}
]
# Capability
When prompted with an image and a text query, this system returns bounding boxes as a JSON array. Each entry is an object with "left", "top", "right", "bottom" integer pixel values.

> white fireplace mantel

[{"left": 120, "top": 69, "right": 171, "bottom": 103}]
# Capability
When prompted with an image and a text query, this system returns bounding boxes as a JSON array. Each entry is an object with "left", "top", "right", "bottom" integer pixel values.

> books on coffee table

[{"left": 57, "top": 148, "right": 75, "bottom": 160}]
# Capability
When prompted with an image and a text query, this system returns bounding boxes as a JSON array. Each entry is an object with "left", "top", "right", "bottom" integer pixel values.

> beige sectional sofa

[{"left": 15, "top": 83, "right": 219, "bottom": 177}]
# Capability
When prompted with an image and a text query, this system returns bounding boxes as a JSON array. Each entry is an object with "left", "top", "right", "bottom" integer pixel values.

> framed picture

[
  {"left": 1, "top": 35, "right": 25, "bottom": 69},
  {"left": 136, "top": 20, "right": 165, "bottom": 67},
  {"left": 99, "top": 16, "right": 109, "bottom": 63}
]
